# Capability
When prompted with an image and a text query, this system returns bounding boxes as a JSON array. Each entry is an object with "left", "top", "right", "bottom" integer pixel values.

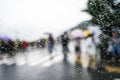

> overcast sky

[{"left": 0, "top": 0, "right": 92, "bottom": 41}]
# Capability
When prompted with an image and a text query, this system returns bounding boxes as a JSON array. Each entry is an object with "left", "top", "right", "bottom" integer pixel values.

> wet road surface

[
  {"left": 0, "top": 43, "right": 120, "bottom": 80},
  {"left": 0, "top": 60, "right": 120, "bottom": 80}
]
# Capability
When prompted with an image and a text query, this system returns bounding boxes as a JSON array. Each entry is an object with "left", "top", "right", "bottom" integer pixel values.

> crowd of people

[
  {"left": 0, "top": 38, "right": 47, "bottom": 57},
  {"left": 0, "top": 27, "right": 120, "bottom": 68},
  {"left": 0, "top": 40, "right": 28, "bottom": 56}
]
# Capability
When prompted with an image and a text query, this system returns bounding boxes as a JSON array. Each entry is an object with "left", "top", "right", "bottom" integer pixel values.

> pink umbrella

[{"left": 71, "top": 29, "right": 85, "bottom": 38}]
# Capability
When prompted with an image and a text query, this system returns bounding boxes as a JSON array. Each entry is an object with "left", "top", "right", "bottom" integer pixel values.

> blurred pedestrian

[
  {"left": 8, "top": 40, "right": 15, "bottom": 56},
  {"left": 61, "top": 32, "right": 70, "bottom": 61},
  {"left": 21, "top": 41, "right": 28, "bottom": 52},
  {"left": 0, "top": 41, "right": 10, "bottom": 56},
  {"left": 38, "top": 39, "right": 46, "bottom": 48},
  {"left": 74, "top": 38, "right": 81, "bottom": 62},
  {"left": 47, "top": 34, "right": 55, "bottom": 54},
  {"left": 15, "top": 39, "right": 22, "bottom": 52},
  {"left": 87, "top": 34, "right": 97, "bottom": 69},
  {"left": 81, "top": 33, "right": 97, "bottom": 69},
  {"left": 108, "top": 30, "right": 120, "bottom": 62}
]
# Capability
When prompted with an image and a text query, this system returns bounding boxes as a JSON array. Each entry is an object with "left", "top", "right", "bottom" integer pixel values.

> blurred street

[
  {"left": 0, "top": 42, "right": 120, "bottom": 80},
  {"left": 0, "top": 0, "right": 120, "bottom": 80}
]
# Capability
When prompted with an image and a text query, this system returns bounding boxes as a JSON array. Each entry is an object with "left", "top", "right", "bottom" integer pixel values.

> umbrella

[
  {"left": 88, "top": 26, "right": 102, "bottom": 44},
  {"left": 83, "top": 30, "right": 91, "bottom": 37},
  {"left": 71, "top": 29, "right": 85, "bottom": 38},
  {"left": 88, "top": 26, "right": 102, "bottom": 35},
  {"left": 0, "top": 36, "right": 11, "bottom": 41}
]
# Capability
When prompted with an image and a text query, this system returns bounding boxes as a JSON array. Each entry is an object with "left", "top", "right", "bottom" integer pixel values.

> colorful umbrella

[{"left": 83, "top": 30, "right": 90, "bottom": 37}]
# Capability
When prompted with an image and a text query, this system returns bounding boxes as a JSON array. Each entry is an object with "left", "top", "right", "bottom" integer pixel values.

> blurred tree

[
  {"left": 85, "top": 0, "right": 120, "bottom": 60},
  {"left": 86, "top": 0, "right": 120, "bottom": 36}
]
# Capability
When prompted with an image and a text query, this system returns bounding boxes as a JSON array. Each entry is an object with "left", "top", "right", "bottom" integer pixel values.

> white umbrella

[
  {"left": 71, "top": 29, "right": 85, "bottom": 38},
  {"left": 88, "top": 26, "right": 102, "bottom": 35},
  {"left": 88, "top": 26, "right": 102, "bottom": 44}
]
